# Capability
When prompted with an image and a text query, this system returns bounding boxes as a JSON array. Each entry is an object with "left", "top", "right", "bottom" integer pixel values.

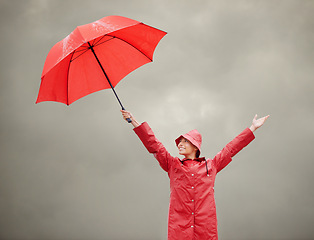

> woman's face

[{"left": 177, "top": 137, "right": 198, "bottom": 157}]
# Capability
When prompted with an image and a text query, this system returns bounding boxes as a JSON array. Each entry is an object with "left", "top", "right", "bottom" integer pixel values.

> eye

[{"left": 180, "top": 138, "right": 189, "bottom": 144}]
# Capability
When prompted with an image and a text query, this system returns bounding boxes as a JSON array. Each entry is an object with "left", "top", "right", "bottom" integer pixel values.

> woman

[{"left": 121, "top": 110, "right": 269, "bottom": 240}]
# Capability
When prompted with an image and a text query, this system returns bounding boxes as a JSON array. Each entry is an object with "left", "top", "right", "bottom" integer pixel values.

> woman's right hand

[
  {"left": 120, "top": 110, "right": 140, "bottom": 128},
  {"left": 121, "top": 109, "right": 133, "bottom": 121}
]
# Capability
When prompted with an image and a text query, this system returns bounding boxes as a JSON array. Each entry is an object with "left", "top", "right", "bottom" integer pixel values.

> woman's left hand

[{"left": 249, "top": 114, "right": 270, "bottom": 132}]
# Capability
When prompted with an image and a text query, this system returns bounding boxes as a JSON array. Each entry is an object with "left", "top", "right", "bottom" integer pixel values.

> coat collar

[
  {"left": 179, "top": 157, "right": 209, "bottom": 176},
  {"left": 181, "top": 157, "right": 206, "bottom": 162}
]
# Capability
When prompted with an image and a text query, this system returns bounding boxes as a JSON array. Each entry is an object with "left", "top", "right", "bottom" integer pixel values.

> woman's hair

[{"left": 196, "top": 150, "right": 200, "bottom": 158}]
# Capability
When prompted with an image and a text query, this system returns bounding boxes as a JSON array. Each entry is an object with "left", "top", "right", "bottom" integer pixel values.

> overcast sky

[{"left": 1, "top": 0, "right": 314, "bottom": 239}]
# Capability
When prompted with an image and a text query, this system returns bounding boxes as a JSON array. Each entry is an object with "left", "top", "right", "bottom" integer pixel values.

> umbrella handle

[{"left": 122, "top": 107, "right": 132, "bottom": 123}]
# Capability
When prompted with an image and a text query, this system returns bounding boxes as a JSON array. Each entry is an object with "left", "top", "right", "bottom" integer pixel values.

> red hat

[{"left": 175, "top": 129, "right": 202, "bottom": 155}]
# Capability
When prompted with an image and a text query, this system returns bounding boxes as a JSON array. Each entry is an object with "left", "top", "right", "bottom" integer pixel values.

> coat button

[
  {"left": 191, "top": 225, "right": 194, "bottom": 228},
  {"left": 192, "top": 212, "right": 194, "bottom": 215},
  {"left": 192, "top": 174, "right": 194, "bottom": 176},
  {"left": 192, "top": 186, "right": 194, "bottom": 189},
  {"left": 192, "top": 199, "right": 194, "bottom": 202}
]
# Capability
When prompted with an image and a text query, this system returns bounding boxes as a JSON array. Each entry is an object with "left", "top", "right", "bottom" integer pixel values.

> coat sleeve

[
  {"left": 213, "top": 128, "right": 255, "bottom": 173},
  {"left": 133, "top": 122, "right": 176, "bottom": 172}
]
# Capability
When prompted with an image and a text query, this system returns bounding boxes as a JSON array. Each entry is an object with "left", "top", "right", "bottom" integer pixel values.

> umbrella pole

[{"left": 88, "top": 42, "right": 132, "bottom": 123}]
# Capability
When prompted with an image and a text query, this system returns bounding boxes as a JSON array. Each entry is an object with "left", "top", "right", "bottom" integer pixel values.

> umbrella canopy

[{"left": 36, "top": 15, "right": 167, "bottom": 106}]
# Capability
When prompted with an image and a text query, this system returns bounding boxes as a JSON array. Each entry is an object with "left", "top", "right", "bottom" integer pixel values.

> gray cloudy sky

[{"left": 1, "top": 0, "right": 314, "bottom": 239}]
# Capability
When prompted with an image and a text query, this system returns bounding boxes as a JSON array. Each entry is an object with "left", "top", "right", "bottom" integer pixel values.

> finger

[
  {"left": 121, "top": 109, "right": 130, "bottom": 114},
  {"left": 121, "top": 110, "right": 131, "bottom": 119},
  {"left": 123, "top": 113, "right": 132, "bottom": 119},
  {"left": 263, "top": 115, "right": 270, "bottom": 122},
  {"left": 122, "top": 112, "right": 129, "bottom": 119},
  {"left": 123, "top": 113, "right": 130, "bottom": 118}
]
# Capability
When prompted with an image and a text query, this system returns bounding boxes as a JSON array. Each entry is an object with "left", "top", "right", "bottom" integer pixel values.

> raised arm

[
  {"left": 214, "top": 114, "right": 270, "bottom": 172},
  {"left": 121, "top": 109, "right": 176, "bottom": 172}
]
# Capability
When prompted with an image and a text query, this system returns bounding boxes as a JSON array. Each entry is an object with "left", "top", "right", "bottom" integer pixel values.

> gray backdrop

[{"left": 1, "top": 0, "right": 313, "bottom": 239}]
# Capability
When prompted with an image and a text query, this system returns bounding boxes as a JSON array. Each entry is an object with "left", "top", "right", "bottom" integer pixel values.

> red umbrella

[{"left": 36, "top": 15, "right": 166, "bottom": 122}]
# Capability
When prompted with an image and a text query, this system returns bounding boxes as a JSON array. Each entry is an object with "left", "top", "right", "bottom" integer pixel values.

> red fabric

[
  {"left": 36, "top": 15, "right": 166, "bottom": 105},
  {"left": 134, "top": 122, "right": 255, "bottom": 240}
]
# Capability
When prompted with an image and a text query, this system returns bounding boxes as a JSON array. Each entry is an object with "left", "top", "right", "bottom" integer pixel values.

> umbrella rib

[
  {"left": 91, "top": 38, "right": 97, "bottom": 46},
  {"left": 94, "top": 36, "right": 115, "bottom": 47},
  {"left": 106, "top": 35, "right": 153, "bottom": 62},
  {"left": 75, "top": 46, "right": 89, "bottom": 53},
  {"left": 70, "top": 48, "right": 90, "bottom": 62},
  {"left": 70, "top": 37, "right": 116, "bottom": 63},
  {"left": 94, "top": 35, "right": 111, "bottom": 46},
  {"left": 66, "top": 51, "right": 75, "bottom": 105}
]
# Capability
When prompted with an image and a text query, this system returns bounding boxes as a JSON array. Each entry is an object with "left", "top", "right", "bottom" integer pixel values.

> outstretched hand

[
  {"left": 249, "top": 114, "right": 270, "bottom": 132},
  {"left": 120, "top": 110, "right": 140, "bottom": 128}
]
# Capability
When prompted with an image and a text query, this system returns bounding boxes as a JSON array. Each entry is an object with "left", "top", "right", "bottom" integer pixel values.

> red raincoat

[{"left": 134, "top": 122, "right": 255, "bottom": 240}]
